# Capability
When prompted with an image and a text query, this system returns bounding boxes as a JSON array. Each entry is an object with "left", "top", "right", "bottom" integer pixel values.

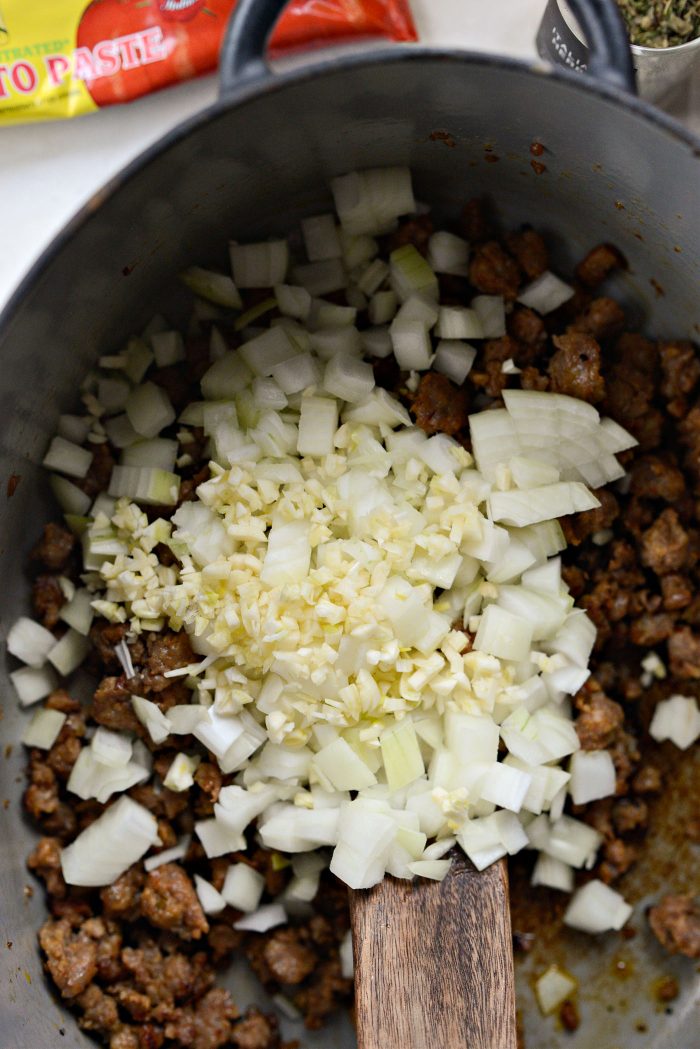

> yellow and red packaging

[{"left": 0, "top": 1, "right": 417, "bottom": 125}]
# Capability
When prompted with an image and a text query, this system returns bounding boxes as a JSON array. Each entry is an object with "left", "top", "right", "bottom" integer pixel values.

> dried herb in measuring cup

[{"left": 616, "top": 0, "right": 700, "bottom": 48}]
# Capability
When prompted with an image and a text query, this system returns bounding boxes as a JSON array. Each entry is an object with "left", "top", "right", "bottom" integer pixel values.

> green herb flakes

[{"left": 617, "top": 0, "right": 700, "bottom": 48}]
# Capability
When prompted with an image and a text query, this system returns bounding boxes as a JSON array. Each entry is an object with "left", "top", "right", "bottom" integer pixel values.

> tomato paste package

[{"left": 0, "top": 1, "right": 417, "bottom": 125}]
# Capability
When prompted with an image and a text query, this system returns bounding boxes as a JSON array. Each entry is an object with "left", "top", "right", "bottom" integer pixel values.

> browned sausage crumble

[{"left": 20, "top": 197, "right": 699, "bottom": 1046}]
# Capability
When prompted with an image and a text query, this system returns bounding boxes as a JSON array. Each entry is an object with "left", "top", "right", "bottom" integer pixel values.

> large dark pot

[{"left": 1, "top": 1, "right": 698, "bottom": 1045}]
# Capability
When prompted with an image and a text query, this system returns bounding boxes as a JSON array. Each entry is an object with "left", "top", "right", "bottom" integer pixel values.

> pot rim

[
  {"left": 632, "top": 34, "right": 700, "bottom": 56},
  {"left": 1, "top": 44, "right": 699, "bottom": 338}
]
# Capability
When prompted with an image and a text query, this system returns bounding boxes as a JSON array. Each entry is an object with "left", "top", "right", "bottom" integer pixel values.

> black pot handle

[
  {"left": 220, "top": 0, "right": 288, "bottom": 94},
  {"left": 220, "top": 0, "right": 636, "bottom": 97},
  {"left": 542, "top": 0, "right": 636, "bottom": 93}
]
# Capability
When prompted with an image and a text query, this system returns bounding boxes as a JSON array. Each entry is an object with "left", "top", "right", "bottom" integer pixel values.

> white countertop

[{"left": 1, "top": 0, "right": 698, "bottom": 312}]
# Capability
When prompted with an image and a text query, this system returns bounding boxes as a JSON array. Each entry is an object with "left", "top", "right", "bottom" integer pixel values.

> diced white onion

[
  {"left": 510, "top": 456, "right": 560, "bottom": 489},
  {"left": 546, "top": 815, "right": 602, "bottom": 869},
  {"left": 517, "top": 271, "right": 575, "bottom": 314},
  {"left": 168, "top": 705, "right": 211, "bottom": 734},
  {"left": 151, "top": 331, "right": 185, "bottom": 368},
  {"left": 433, "top": 340, "right": 476, "bottom": 385},
  {"left": 121, "top": 438, "right": 177, "bottom": 472},
  {"left": 271, "top": 353, "right": 320, "bottom": 396},
  {"left": 43, "top": 437, "right": 92, "bottom": 479},
  {"left": 569, "top": 750, "right": 616, "bottom": 804},
  {"left": 125, "top": 382, "right": 175, "bottom": 439},
  {"left": 408, "top": 859, "right": 452, "bottom": 881},
  {"left": 479, "top": 762, "right": 532, "bottom": 813},
  {"left": 649, "top": 694, "right": 700, "bottom": 750},
  {"left": 144, "top": 836, "right": 191, "bottom": 872},
  {"left": 61, "top": 796, "right": 159, "bottom": 886},
  {"left": 195, "top": 874, "right": 227, "bottom": 915},
  {"left": 164, "top": 752, "right": 200, "bottom": 792},
  {"left": 58, "top": 414, "right": 91, "bottom": 444},
  {"left": 221, "top": 863, "right": 265, "bottom": 913},
  {"left": 109, "top": 465, "right": 180, "bottom": 507},
  {"left": 123, "top": 338, "right": 154, "bottom": 384},
  {"left": 531, "top": 853, "right": 574, "bottom": 893},
  {"left": 234, "top": 904, "right": 287, "bottom": 933},
  {"left": 181, "top": 266, "right": 242, "bottom": 309},
  {"left": 357, "top": 258, "right": 389, "bottom": 297},
  {"left": 230, "top": 240, "right": 289, "bottom": 288},
  {"left": 309, "top": 299, "right": 357, "bottom": 331},
  {"left": 563, "top": 880, "right": 632, "bottom": 933},
  {"left": 390, "top": 319, "right": 433, "bottom": 371},
  {"left": 301, "top": 213, "right": 342, "bottom": 261},
  {"left": 436, "top": 306, "right": 484, "bottom": 340},
  {"left": 195, "top": 818, "right": 245, "bottom": 858},
  {"left": 240, "top": 327, "right": 299, "bottom": 376},
  {"left": 297, "top": 396, "right": 338, "bottom": 457},
  {"left": 309, "top": 326, "right": 362, "bottom": 361},
  {"left": 47, "top": 629, "right": 90, "bottom": 677},
  {"left": 92, "top": 727, "right": 132, "bottom": 768},
  {"left": 103, "top": 413, "right": 140, "bottom": 449},
  {"left": 474, "top": 605, "right": 533, "bottom": 662},
  {"left": 535, "top": 965, "right": 578, "bottom": 1015},
  {"left": 274, "top": 284, "right": 312, "bottom": 321},
  {"left": 428, "top": 231, "right": 470, "bottom": 276},
  {"left": 331, "top": 167, "right": 415, "bottom": 236},
  {"left": 201, "top": 351, "right": 252, "bottom": 398},
  {"left": 456, "top": 815, "right": 507, "bottom": 871},
  {"left": 314, "top": 738, "right": 377, "bottom": 792},
  {"left": 381, "top": 720, "right": 424, "bottom": 791},
  {"left": 50, "top": 475, "right": 91, "bottom": 516},
  {"left": 490, "top": 483, "right": 600, "bottom": 528},
  {"left": 132, "top": 696, "right": 172, "bottom": 744},
  {"left": 7, "top": 617, "right": 57, "bottom": 668},
  {"left": 11, "top": 665, "right": 58, "bottom": 706},
  {"left": 390, "top": 244, "right": 438, "bottom": 303},
  {"left": 292, "top": 259, "right": 347, "bottom": 297},
  {"left": 369, "top": 290, "right": 398, "bottom": 326},
  {"left": 361, "top": 326, "right": 393, "bottom": 359},
  {"left": 21, "top": 707, "right": 66, "bottom": 750},
  {"left": 324, "top": 355, "right": 375, "bottom": 404},
  {"left": 471, "top": 295, "right": 506, "bottom": 337}
]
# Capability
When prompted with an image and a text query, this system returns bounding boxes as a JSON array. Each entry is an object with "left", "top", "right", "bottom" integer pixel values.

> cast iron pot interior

[{"left": 0, "top": 11, "right": 699, "bottom": 1047}]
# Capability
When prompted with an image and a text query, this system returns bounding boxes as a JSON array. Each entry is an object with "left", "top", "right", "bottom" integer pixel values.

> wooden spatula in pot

[{"left": 349, "top": 852, "right": 517, "bottom": 1049}]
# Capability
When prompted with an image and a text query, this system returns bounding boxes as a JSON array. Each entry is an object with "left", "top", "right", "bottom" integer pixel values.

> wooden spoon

[{"left": 349, "top": 852, "right": 517, "bottom": 1049}]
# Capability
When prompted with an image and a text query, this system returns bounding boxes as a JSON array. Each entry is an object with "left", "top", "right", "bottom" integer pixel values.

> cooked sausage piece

[
  {"left": 411, "top": 372, "right": 469, "bottom": 436},
  {"left": 505, "top": 228, "right": 548, "bottom": 280},
  {"left": 658, "top": 340, "right": 700, "bottom": 414},
  {"left": 230, "top": 1007, "right": 279, "bottom": 1049},
  {"left": 648, "top": 895, "right": 700, "bottom": 958},
  {"left": 549, "top": 332, "right": 605, "bottom": 403},
  {"left": 640, "top": 509, "right": 689, "bottom": 575},
  {"left": 575, "top": 242, "right": 626, "bottom": 287},
  {"left": 39, "top": 919, "right": 98, "bottom": 998},
  {"left": 141, "top": 864, "right": 209, "bottom": 940},
  {"left": 574, "top": 685, "right": 624, "bottom": 750},
  {"left": 31, "top": 523, "right": 75, "bottom": 571},
  {"left": 630, "top": 455, "right": 686, "bottom": 502},
  {"left": 32, "top": 575, "right": 66, "bottom": 628},
  {"left": 667, "top": 627, "right": 700, "bottom": 679},
  {"left": 468, "top": 241, "right": 521, "bottom": 299},
  {"left": 568, "top": 296, "right": 626, "bottom": 340},
  {"left": 262, "top": 927, "right": 318, "bottom": 985}
]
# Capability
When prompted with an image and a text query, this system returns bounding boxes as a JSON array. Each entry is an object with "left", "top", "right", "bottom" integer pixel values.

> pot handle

[
  {"left": 548, "top": 0, "right": 636, "bottom": 93},
  {"left": 220, "top": 0, "right": 288, "bottom": 93},
  {"left": 220, "top": 0, "right": 636, "bottom": 96}
]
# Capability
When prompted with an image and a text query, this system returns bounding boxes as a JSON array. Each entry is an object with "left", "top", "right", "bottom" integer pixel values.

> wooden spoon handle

[{"left": 349, "top": 853, "right": 517, "bottom": 1049}]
